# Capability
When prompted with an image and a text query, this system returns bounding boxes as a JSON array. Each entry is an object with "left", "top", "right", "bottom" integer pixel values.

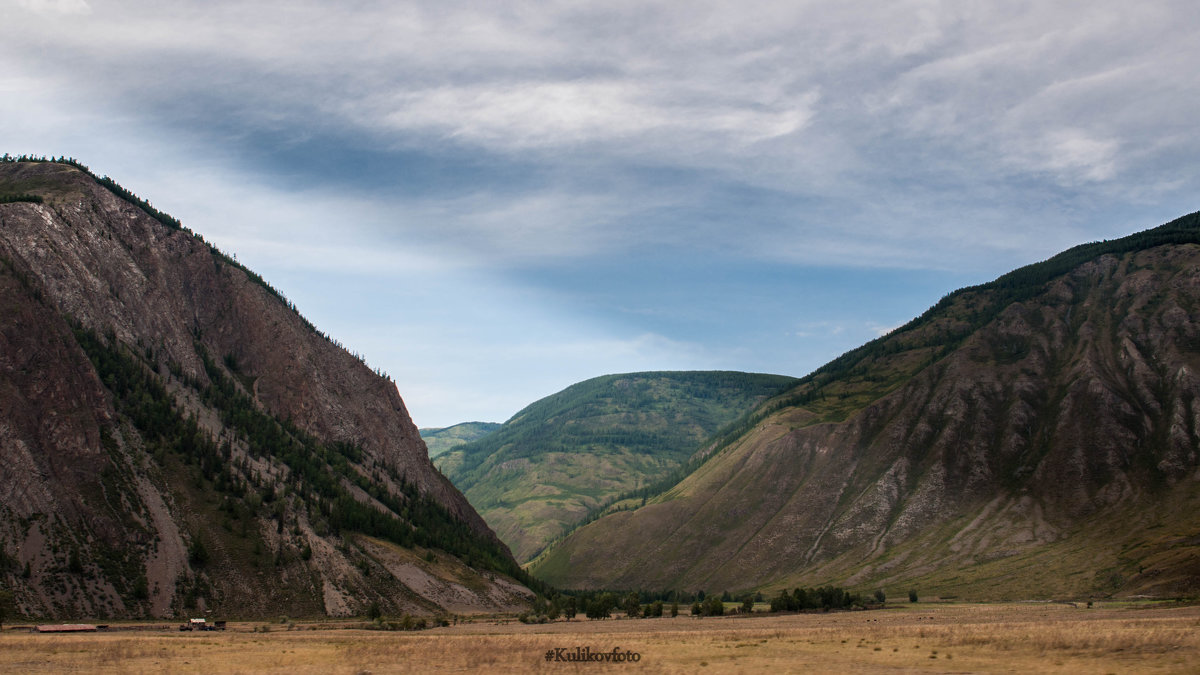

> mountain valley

[{"left": 435, "top": 371, "right": 797, "bottom": 562}]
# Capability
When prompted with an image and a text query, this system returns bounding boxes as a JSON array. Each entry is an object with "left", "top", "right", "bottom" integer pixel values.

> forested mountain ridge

[
  {"left": 436, "top": 371, "right": 797, "bottom": 562},
  {"left": 0, "top": 159, "right": 531, "bottom": 620},
  {"left": 420, "top": 422, "right": 502, "bottom": 459},
  {"left": 531, "top": 211, "right": 1200, "bottom": 600}
]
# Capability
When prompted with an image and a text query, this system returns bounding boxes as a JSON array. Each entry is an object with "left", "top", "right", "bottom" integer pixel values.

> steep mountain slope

[
  {"left": 0, "top": 159, "right": 530, "bottom": 619},
  {"left": 420, "top": 422, "right": 501, "bottom": 459},
  {"left": 436, "top": 371, "right": 797, "bottom": 562},
  {"left": 531, "top": 212, "right": 1200, "bottom": 600}
]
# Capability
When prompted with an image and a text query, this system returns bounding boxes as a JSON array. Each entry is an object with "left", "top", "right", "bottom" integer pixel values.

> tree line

[{"left": 515, "top": 584, "right": 883, "bottom": 623}]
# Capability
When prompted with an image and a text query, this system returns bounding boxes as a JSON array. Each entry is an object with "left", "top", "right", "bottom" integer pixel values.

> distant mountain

[
  {"left": 531, "top": 212, "right": 1200, "bottom": 600},
  {"left": 420, "top": 422, "right": 501, "bottom": 458},
  {"left": 0, "top": 159, "right": 530, "bottom": 620},
  {"left": 436, "top": 371, "right": 798, "bottom": 562}
]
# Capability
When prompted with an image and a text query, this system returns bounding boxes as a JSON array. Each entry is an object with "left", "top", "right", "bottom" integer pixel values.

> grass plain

[{"left": 3, "top": 602, "right": 1198, "bottom": 673}]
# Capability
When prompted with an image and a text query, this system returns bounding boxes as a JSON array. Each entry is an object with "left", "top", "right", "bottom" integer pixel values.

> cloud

[
  {"left": 16, "top": 0, "right": 90, "bottom": 15},
  {"left": 364, "top": 81, "right": 818, "bottom": 151},
  {"left": 1031, "top": 129, "right": 1120, "bottom": 183},
  {"left": 4, "top": 1, "right": 1200, "bottom": 424}
]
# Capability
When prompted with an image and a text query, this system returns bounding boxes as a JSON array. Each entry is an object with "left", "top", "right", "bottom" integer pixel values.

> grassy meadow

[{"left": 3, "top": 602, "right": 1198, "bottom": 673}]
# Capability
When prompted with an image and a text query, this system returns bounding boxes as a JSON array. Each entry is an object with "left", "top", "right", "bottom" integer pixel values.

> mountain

[
  {"left": 530, "top": 212, "right": 1200, "bottom": 600},
  {"left": 420, "top": 422, "right": 502, "bottom": 459},
  {"left": 0, "top": 158, "right": 531, "bottom": 620},
  {"left": 436, "top": 371, "right": 797, "bottom": 562}
]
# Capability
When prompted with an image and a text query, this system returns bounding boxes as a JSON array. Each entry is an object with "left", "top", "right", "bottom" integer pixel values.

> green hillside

[
  {"left": 436, "top": 371, "right": 797, "bottom": 562},
  {"left": 420, "top": 422, "right": 502, "bottom": 458}
]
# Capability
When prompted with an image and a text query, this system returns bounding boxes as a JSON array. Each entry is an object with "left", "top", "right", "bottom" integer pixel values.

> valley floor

[{"left": 2, "top": 601, "right": 1198, "bottom": 673}]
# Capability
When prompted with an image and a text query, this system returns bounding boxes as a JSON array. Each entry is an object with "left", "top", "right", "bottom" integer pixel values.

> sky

[{"left": 4, "top": 1, "right": 1200, "bottom": 428}]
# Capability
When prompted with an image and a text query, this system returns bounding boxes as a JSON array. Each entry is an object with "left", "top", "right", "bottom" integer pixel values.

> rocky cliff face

[
  {"left": 0, "top": 161, "right": 528, "bottom": 619},
  {"left": 532, "top": 216, "right": 1200, "bottom": 599}
]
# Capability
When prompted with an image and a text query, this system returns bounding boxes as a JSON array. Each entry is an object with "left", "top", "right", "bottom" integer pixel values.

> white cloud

[
  {"left": 16, "top": 0, "right": 91, "bottom": 16},
  {"left": 5, "top": 0, "right": 1200, "bottom": 424},
  {"left": 1032, "top": 129, "right": 1120, "bottom": 183},
  {"left": 370, "top": 82, "right": 818, "bottom": 151}
]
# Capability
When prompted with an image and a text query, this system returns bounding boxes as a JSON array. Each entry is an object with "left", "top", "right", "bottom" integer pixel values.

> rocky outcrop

[{"left": 0, "top": 161, "right": 524, "bottom": 619}]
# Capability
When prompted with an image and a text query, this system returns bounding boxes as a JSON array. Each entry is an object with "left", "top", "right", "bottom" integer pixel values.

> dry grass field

[{"left": 3, "top": 602, "right": 1198, "bottom": 673}]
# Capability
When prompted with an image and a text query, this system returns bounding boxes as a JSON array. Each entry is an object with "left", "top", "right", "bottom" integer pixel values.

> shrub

[{"left": 703, "top": 595, "right": 725, "bottom": 616}]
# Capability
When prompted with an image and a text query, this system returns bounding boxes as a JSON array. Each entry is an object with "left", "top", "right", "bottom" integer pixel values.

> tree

[
  {"left": 0, "top": 589, "right": 14, "bottom": 630},
  {"left": 586, "top": 593, "right": 615, "bottom": 620},
  {"left": 703, "top": 595, "right": 724, "bottom": 616},
  {"left": 670, "top": 601, "right": 679, "bottom": 618},
  {"left": 873, "top": 589, "right": 886, "bottom": 604},
  {"left": 132, "top": 575, "right": 150, "bottom": 601},
  {"left": 623, "top": 592, "right": 641, "bottom": 618},
  {"left": 741, "top": 595, "right": 754, "bottom": 614},
  {"left": 188, "top": 537, "right": 209, "bottom": 567},
  {"left": 793, "top": 587, "right": 810, "bottom": 610},
  {"left": 908, "top": 589, "right": 919, "bottom": 603},
  {"left": 770, "top": 590, "right": 791, "bottom": 612},
  {"left": 563, "top": 596, "right": 577, "bottom": 620}
]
